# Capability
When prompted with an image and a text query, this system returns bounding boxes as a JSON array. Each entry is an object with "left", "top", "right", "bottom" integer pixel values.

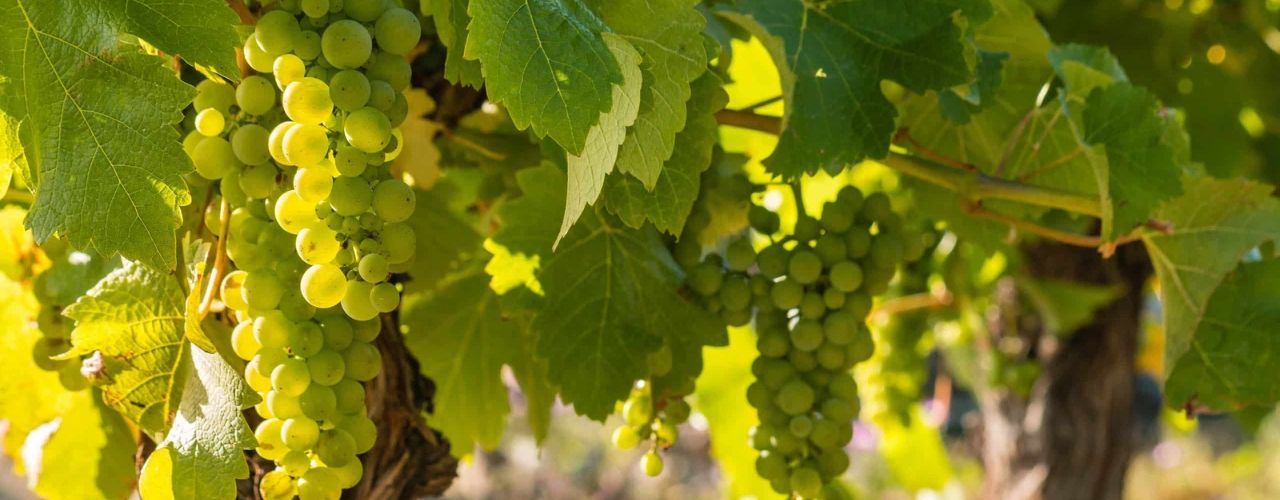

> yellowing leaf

[{"left": 391, "top": 89, "right": 442, "bottom": 188}]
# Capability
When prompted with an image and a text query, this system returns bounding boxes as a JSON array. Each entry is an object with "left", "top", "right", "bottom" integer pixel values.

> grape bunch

[
  {"left": 178, "top": 1, "right": 421, "bottom": 498},
  {"left": 677, "top": 181, "right": 924, "bottom": 497},
  {"left": 609, "top": 380, "right": 693, "bottom": 477}
]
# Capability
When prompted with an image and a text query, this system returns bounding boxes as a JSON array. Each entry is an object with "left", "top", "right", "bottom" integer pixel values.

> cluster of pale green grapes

[
  {"left": 679, "top": 184, "right": 925, "bottom": 498},
  {"left": 178, "top": 0, "right": 421, "bottom": 498},
  {"left": 609, "top": 380, "right": 693, "bottom": 477}
]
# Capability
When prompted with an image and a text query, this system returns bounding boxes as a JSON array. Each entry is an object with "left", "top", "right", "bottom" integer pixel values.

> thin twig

[
  {"left": 741, "top": 95, "right": 783, "bottom": 112},
  {"left": 870, "top": 289, "right": 954, "bottom": 320},
  {"left": 996, "top": 108, "right": 1035, "bottom": 177},
  {"left": 894, "top": 128, "right": 977, "bottom": 172},
  {"left": 198, "top": 199, "right": 231, "bottom": 319},
  {"left": 964, "top": 203, "right": 1101, "bottom": 247},
  {"left": 790, "top": 182, "right": 807, "bottom": 218},
  {"left": 438, "top": 126, "right": 507, "bottom": 161},
  {"left": 1019, "top": 145, "right": 1083, "bottom": 182},
  {"left": 227, "top": 0, "right": 255, "bottom": 24}
]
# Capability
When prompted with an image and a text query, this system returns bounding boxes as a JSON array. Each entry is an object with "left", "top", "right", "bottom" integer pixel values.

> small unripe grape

[
  {"left": 379, "top": 223, "right": 416, "bottom": 264},
  {"left": 282, "top": 417, "right": 321, "bottom": 451},
  {"left": 194, "top": 80, "right": 236, "bottom": 112},
  {"left": 192, "top": 136, "right": 238, "bottom": 180},
  {"left": 829, "top": 261, "right": 863, "bottom": 292},
  {"left": 688, "top": 261, "right": 724, "bottom": 296},
  {"left": 790, "top": 467, "right": 822, "bottom": 499},
  {"left": 788, "top": 250, "right": 822, "bottom": 285},
  {"left": 342, "top": 341, "right": 382, "bottom": 381},
  {"left": 371, "top": 179, "right": 415, "bottom": 223},
  {"left": 299, "top": 384, "right": 338, "bottom": 421},
  {"left": 322, "top": 20, "right": 373, "bottom": 69},
  {"left": 770, "top": 279, "right": 804, "bottom": 310},
  {"left": 272, "top": 358, "right": 312, "bottom": 397},
  {"left": 194, "top": 108, "right": 225, "bottom": 136},
  {"left": 255, "top": 10, "right": 300, "bottom": 56},
  {"left": 612, "top": 425, "right": 640, "bottom": 450},
  {"left": 343, "top": 107, "right": 392, "bottom": 154},
  {"left": 317, "top": 429, "right": 358, "bottom": 467},
  {"left": 641, "top": 450, "right": 664, "bottom": 477},
  {"left": 236, "top": 75, "right": 277, "bottom": 116},
  {"left": 775, "top": 379, "right": 815, "bottom": 415},
  {"left": 793, "top": 215, "right": 821, "bottom": 242},
  {"left": 373, "top": 8, "right": 421, "bottom": 55},
  {"left": 301, "top": 264, "right": 347, "bottom": 308},
  {"left": 756, "top": 244, "right": 788, "bottom": 278},
  {"left": 274, "top": 54, "right": 307, "bottom": 90},
  {"left": 232, "top": 124, "right": 271, "bottom": 166},
  {"left": 284, "top": 77, "right": 335, "bottom": 126},
  {"left": 307, "top": 349, "right": 346, "bottom": 386}
]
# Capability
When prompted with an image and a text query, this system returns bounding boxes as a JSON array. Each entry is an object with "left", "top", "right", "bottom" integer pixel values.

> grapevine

[{"left": 180, "top": 1, "right": 420, "bottom": 497}]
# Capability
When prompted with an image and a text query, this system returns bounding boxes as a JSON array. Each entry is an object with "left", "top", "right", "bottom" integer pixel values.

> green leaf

[
  {"left": 424, "top": 0, "right": 484, "bottom": 87},
  {"left": 590, "top": 0, "right": 708, "bottom": 187},
  {"left": 63, "top": 262, "right": 188, "bottom": 434},
  {"left": 465, "top": 0, "right": 623, "bottom": 155},
  {"left": 1163, "top": 258, "right": 1280, "bottom": 412},
  {"left": 404, "top": 189, "right": 483, "bottom": 293},
  {"left": 719, "top": 0, "right": 990, "bottom": 178},
  {"left": 937, "top": 50, "right": 1008, "bottom": 124},
  {"left": 0, "top": 0, "right": 196, "bottom": 269},
  {"left": 605, "top": 71, "right": 728, "bottom": 234},
  {"left": 1141, "top": 177, "right": 1280, "bottom": 379},
  {"left": 114, "top": 0, "right": 241, "bottom": 78},
  {"left": 497, "top": 164, "right": 724, "bottom": 419},
  {"left": 403, "top": 265, "right": 533, "bottom": 453},
  {"left": 31, "top": 390, "right": 136, "bottom": 500},
  {"left": 558, "top": 33, "right": 643, "bottom": 244},
  {"left": 0, "top": 111, "right": 21, "bottom": 198},
  {"left": 1015, "top": 276, "right": 1119, "bottom": 336},
  {"left": 139, "top": 344, "right": 258, "bottom": 500}
]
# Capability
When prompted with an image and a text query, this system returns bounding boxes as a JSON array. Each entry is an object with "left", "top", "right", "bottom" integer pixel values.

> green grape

[
  {"left": 340, "top": 414, "right": 377, "bottom": 453},
  {"left": 816, "top": 343, "right": 845, "bottom": 370},
  {"left": 274, "top": 54, "right": 307, "bottom": 90},
  {"left": 280, "top": 450, "right": 311, "bottom": 477},
  {"left": 823, "top": 311, "right": 857, "bottom": 345},
  {"left": 789, "top": 319, "right": 824, "bottom": 351},
  {"left": 232, "top": 320, "right": 262, "bottom": 360},
  {"left": 817, "top": 449, "right": 850, "bottom": 478},
  {"left": 283, "top": 123, "right": 330, "bottom": 167},
  {"left": 268, "top": 390, "right": 303, "bottom": 419},
  {"left": 195, "top": 108, "right": 225, "bottom": 136},
  {"left": 182, "top": 131, "right": 204, "bottom": 160},
  {"left": 789, "top": 415, "right": 813, "bottom": 437},
  {"left": 194, "top": 80, "right": 236, "bottom": 112},
  {"left": 748, "top": 205, "right": 781, "bottom": 234},
  {"left": 371, "top": 179, "right": 414, "bottom": 222},
  {"left": 373, "top": 8, "right": 420, "bottom": 55},
  {"left": 268, "top": 122, "right": 299, "bottom": 166},
  {"left": 331, "top": 458, "right": 363, "bottom": 489},
  {"left": 272, "top": 358, "right": 313, "bottom": 397},
  {"left": 688, "top": 261, "right": 723, "bottom": 296},
  {"left": 367, "top": 80, "right": 395, "bottom": 111},
  {"left": 276, "top": 190, "right": 319, "bottom": 234},
  {"left": 221, "top": 269, "right": 252, "bottom": 312},
  {"left": 356, "top": 253, "right": 388, "bottom": 283},
  {"left": 820, "top": 397, "right": 855, "bottom": 422},
  {"left": 641, "top": 450, "right": 664, "bottom": 477},
  {"left": 351, "top": 319, "right": 380, "bottom": 343},
  {"left": 301, "top": 264, "right": 347, "bottom": 308},
  {"left": 294, "top": 167, "right": 334, "bottom": 203},
  {"left": 232, "top": 124, "right": 271, "bottom": 166},
  {"left": 844, "top": 228, "right": 871, "bottom": 259},
  {"left": 814, "top": 234, "right": 846, "bottom": 267},
  {"left": 329, "top": 176, "right": 373, "bottom": 216},
  {"left": 260, "top": 469, "right": 297, "bottom": 499},
  {"left": 822, "top": 288, "right": 845, "bottom": 310},
  {"left": 301, "top": 0, "right": 329, "bottom": 18},
  {"left": 317, "top": 429, "right": 357, "bottom": 466},
  {"left": 340, "top": 280, "right": 378, "bottom": 321},
  {"left": 320, "top": 316, "right": 354, "bottom": 350},
  {"left": 256, "top": 418, "right": 289, "bottom": 460},
  {"left": 770, "top": 279, "right": 804, "bottom": 309},
  {"left": 329, "top": 70, "right": 371, "bottom": 112},
  {"left": 299, "top": 384, "right": 338, "bottom": 421},
  {"left": 344, "top": 0, "right": 387, "bottom": 21},
  {"left": 794, "top": 215, "right": 821, "bottom": 242},
  {"left": 788, "top": 250, "right": 822, "bottom": 285},
  {"left": 655, "top": 420, "right": 678, "bottom": 446},
  {"left": 289, "top": 321, "right": 325, "bottom": 357},
  {"left": 756, "top": 244, "right": 788, "bottom": 279},
  {"left": 246, "top": 357, "right": 274, "bottom": 393},
  {"left": 861, "top": 192, "right": 892, "bottom": 222},
  {"left": 255, "top": 311, "right": 293, "bottom": 350},
  {"left": 829, "top": 373, "right": 858, "bottom": 401},
  {"left": 719, "top": 274, "right": 752, "bottom": 311},
  {"left": 297, "top": 467, "right": 341, "bottom": 500},
  {"left": 775, "top": 379, "right": 815, "bottom": 415},
  {"left": 333, "top": 379, "right": 365, "bottom": 414},
  {"left": 799, "top": 292, "right": 825, "bottom": 319},
  {"left": 243, "top": 271, "right": 286, "bottom": 310},
  {"left": 842, "top": 292, "right": 872, "bottom": 319},
  {"left": 237, "top": 75, "right": 277, "bottom": 116},
  {"left": 244, "top": 33, "right": 276, "bottom": 72},
  {"left": 790, "top": 467, "right": 822, "bottom": 499},
  {"left": 369, "top": 282, "right": 399, "bottom": 312},
  {"left": 334, "top": 143, "right": 368, "bottom": 177},
  {"left": 322, "top": 20, "right": 373, "bottom": 69},
  {"left": 343, "top": 341, "right": 381, "bottom": 381},
  {"left": 343, "top": 107, "right": 392, "bottom": 153},
  {"left": 284, "top": 77, "right": 335, "bottom": 126},
  {"left": 665, "top": 399, "right": 691, "bottom": 424},
  {"left": 809, "top": 420, "right": 839, "bottom": 449},
  {"left": 383, "top": 92, "right": 409, "bottom": 127},
  {"left": 307, "top": 349, "right": 346, "bottom": 386},
  {"left": 756, "top": 452, "right": 788, "bottom": 481},
  {"left": 295, "top": 30, "right": 323, "bottom": 60},
  {"left": 365, "top": 52, "right": 411, "bottom": 91},
  {"left": 826, "top": 261, "right": 862, "bottom": 292},
  {"left": 611, "top": 425, "right": 640, "bottom": 449},
  {"left": 821, "top": 199, "right": 856, "bottom": 233},
  {"left": 725, "top": 238, "right": 755, "bottom": 272},
  {"left": 868, "top": 234, "right": 903, "bottom": 269},
  {"left": 379, "top": 222, "right": 416, "bottom": 264},
  {"left": 256, "top": 10, "right": 301, "bottom": 55},
  {"left": 282, "top": 417, "right": 321, "bottom": 451},
  {"left": 192, "top": 136, "right": 238, "bottom": 180},
  {"left": 296, "top": 223, "right": 341, "bottom": 266}
]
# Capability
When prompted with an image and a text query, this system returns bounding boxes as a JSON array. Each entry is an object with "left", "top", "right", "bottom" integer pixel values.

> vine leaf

[
  {"left": 424, "top": 0, "right": 484, "bottom": 88},
  {"left": 404, "top": 189, "right": 483, "bottom": 293},
  {"left": 590, "top": 0, "right": 708, "bottom": 188},
  {"left": 605, "top": 71, "right": 728, "bottom": 235},
  {"left": 139, "top": 345, "right": 258, "bottom": 500},
  {"left": 402, "top": 263, "right": 542, "bottom": 453},
  {"left": 1164, "top": 258, "right": 1280, "bottom": 412},
  {"left": 496, "top": 164, "right": 725, "bottom": 420},
  {"left": 719, "top": 0, "right": 991, "bottom": 178},
  {"left": 466, "top": 0, "right": 623, "bottom": 155},
  {"left": 62, "top": 262, "right": 189, "bottom": 435},
  {"left": 0, "top": 0, "right": 197, "bottom": 270},
  {"left": 558, "top": 34, "right": 643, "bottom": 245},
  {"left": 1141, "top": 177, "right": 1280, "bottom": 381},
  {"left": 29, "top": 390, "right": 136, "bottom": 500},
  {"left": 115, "top": 0, "right": 242, "bottom": 78}
]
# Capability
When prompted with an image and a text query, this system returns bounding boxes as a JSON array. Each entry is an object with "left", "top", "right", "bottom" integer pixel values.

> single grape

[
  {"left": 371, "top": 179, "right": 414, "bottom": 222},
  {"left": 267, "top": 391, "right": 303, "bottom": 419},
  {"left": 274, "top": 54, "right": 307, "bottom": 90},
  {"left": 351, "top": 319, "right": 380, "bottom": 343},
  {"left": 255, "top": 10, "right": 300, "bottom": 55},
  {"left": 790, "top": 467, "right": 822, "bottom": 499},
  {"left": 295, "top": 30, "right": 323, "bottom": 60},
  {"left": 192, "top": 136, "right": 238, "bottom": 180},
  {"left": 322, "top": 20, "right": 373, "bottom": 69},
  {"left": 331, "top": 458, "right": 364, "bottom": 489},
  {"left": 272, "top": 357, "right": 313, "bottom": 397},
  {"left": 641, "top": 450, "right": 664, "bottom": 477},
  {"left": 611, "top": 425, "right": 640, "bottom": 450},
  {"left": 307, "top": 348, "right": 347, "bottom": 386},
  {"left": 339, "top": 414, "right": 377, "bottom": 454},
  {"left": 367, "top": 80, "right": 395, "bottom": 111},
  {"left": 770, "top": 279, "right": 804, "bottom": 310},
  {"left": 343, "top": 341, "right": 381, "bottom": 381},
  {"left": 243, "top": 271, "right": 286, "bottom": 310},
  {"left": 317, "top": 429, "right": 358, "bottom": 467},
  {"left": 719, "top": 274, "right": 752, "bottom": 311},
  {"left": 237, "top": 75, "right": 277, "bottom": 116},
  {"left": 283, "top": 123, "right": 330, "bottom": 167},
  {"left": 788, "top": 250, "right": 823, "bottom": 285},
  {"left": 296, "top": 223, "right": 341, "bottom": 265},
  {"left": 232, "top": 320, "right": 261, "bottom": 360},
  {"left": 232, "top": 124, "right": 271, "bottom": 166},
  {"left": 320, "top": 316, "right": 355, "bottom": 350},
  {"left": 294, "top": 167, "right": 334, "bottom": 203},
  {"left": 276, "top": 190, "right": 319, "bottom": 234},
  {"left": 301, "top": 264, "right": 347, "bottom": 308},
  {"left": 373, "top": 8, "right": 421, "bottom": 55},
  {"left": 793, "top": 215, "right": 821, "bottom": 242},
  {"left": 749, "top": 205, "right": 781, "bottom": 234},
  {"left": 243, "top": 33, "right": 275, "bottom": 73},
  {"left": 297, "top": 467, "right": 340, "bottom": 500},
  {"left": 756, "top": 244, "right": 788, "bottom": 279},
  {"left": 301, "top": 0, "right": 330, "bottom": 18},
  {"left": 365, "top": 51, "right": 411, "bottom": 92},
  {"left": 334, "top": 143, "right": 368, "bottom": 177},
  {"left": 379, "top": 222, "right": 415, "bottom": 264},
  {"left": 288, "top": 321, "right": 325, "bottom": 357},
  {"left": 255, "top": 418, "right": 289, "bottom": 460},
  {"left": 823, "top": 311, "right": 858, "bottom": 345},
  {"left": 789, "top": 319, "right": 824, "bottom": 352},
  {"left": 260, "top": 469, "right": 297, "bottom": 499},
  {"left": 194, "top": 80, "right": 236, "bottom": 112},
  {"left": 343, "top": 107, "right": 392, "bottom": 153},
  {"left": 299, "top": 384, "right": 338, "bottom": 421},
  {"left": 333, "top": 378, "right": 365, "bottom": 414},
  {"left": 329, "top": 70, "right": 371, "bottom": 112},
  {"left": 688, "top": 261, "right": 724, "bottom": 296},
  {"left": 368, "top": 282, "right": 399, "bottom": 313},
  {"left": 356, "top": 253, "right": 388, "bottom": 283},
  {"left": 329, "top": 176, "right": 373, "bottom": 216},
  {"left": 194, "top": 108, "right": 225, "bottom": 136},
  {"left": 775, "top": 379, "right": 815, "bottom": 415},
  {"left": 284, "top": 77, "right": 335, "bottom": 126}
]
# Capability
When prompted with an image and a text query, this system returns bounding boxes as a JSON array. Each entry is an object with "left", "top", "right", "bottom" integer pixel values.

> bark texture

[{"left": 980, "top": 243, "right": 1151, "bottom": 500}]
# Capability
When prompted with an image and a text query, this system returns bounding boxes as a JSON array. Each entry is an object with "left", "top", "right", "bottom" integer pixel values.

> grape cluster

[
  {"left": 681, "top": 184, "right": 925, "bottom": 497},
  {"left": 609, "top": 380, "right": 693, "bottom": 477},
  {"left": 179, "top": 1, "right": 421, "bottom": 498}
]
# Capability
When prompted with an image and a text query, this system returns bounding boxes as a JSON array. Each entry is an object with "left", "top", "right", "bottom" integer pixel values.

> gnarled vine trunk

[{"left": 979, "top": 243, "right": 1150, "bottom": 500}]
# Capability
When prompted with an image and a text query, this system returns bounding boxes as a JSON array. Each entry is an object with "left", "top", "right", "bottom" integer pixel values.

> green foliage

[
  {"left": 720, "top": 0, "right": 991, "bottom": 178},
  {"left": 139, "top": 345, "right": 258, "bottom": 499},
  {"left": 32, "top": 391, "right": 137, "bottom": 500},
  {"left": 465, "top": 0, "right": 623, "bottom": 155},
  {"left": 424, "top": 0, "right": 483, "bottom": 87},
  {"left": 63, "top": 262, "right": 188, "bottom": 434}
]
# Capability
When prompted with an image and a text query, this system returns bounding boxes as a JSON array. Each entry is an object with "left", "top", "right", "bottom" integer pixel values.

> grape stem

[
  {"left": 790, "top": 182, "right": 806, "bottom": 218},
  {"left": 225, "top": 0, "right": 255, "bottom": 25},
  {"left": 197, "top": 199, "right": 231, "bottom": 319},
  {"left": 870, "top": 288, "right": 953, "bottom": 320}
]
